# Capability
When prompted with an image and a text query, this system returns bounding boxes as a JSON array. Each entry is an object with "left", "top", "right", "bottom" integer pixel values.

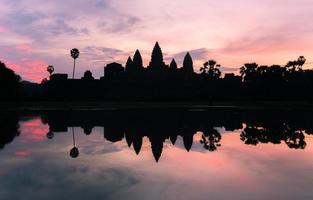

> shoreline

[{"left": 0, "top": 101, "right": 312, "bottom": 111}]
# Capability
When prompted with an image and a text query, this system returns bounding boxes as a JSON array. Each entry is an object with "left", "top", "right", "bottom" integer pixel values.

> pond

[{"left": 0, "top": 108, "right": 313, "bottom": 200}]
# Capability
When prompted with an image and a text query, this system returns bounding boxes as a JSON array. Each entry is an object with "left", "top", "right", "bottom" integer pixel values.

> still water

[{"left": 0, "top": 108, "right": 313, "bottom": 200}]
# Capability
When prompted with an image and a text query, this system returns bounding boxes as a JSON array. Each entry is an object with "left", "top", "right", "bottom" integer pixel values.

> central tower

[{"left": 148, "top": 42, "right": 167, "bottom": 73}]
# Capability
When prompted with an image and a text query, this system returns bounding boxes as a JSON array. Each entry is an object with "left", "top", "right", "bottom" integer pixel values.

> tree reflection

[
  {"left": 200, "top": 127, "right": 221, "bottom": 151},
  {"left": 0, "top": 114, "right": 20, "bottom": 149},
  {"left": 46, "top": 131, "right": 54, "bottom": 139},
  {"left": 70, "top": 127, "right": 79, "bottom": 158},
  {"left": 284, "top": 124, "right": 306, "bottom": 149},
  {"left": 241, "top": 122, "right": 307, "bottom": 149}
]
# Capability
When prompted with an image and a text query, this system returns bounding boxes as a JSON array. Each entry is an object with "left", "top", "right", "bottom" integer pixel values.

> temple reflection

[{"left": 1, "top": 109, "right": 313, "bottom": 162}]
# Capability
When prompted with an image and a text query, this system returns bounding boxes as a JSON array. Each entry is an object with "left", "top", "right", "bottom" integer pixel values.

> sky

[{"left": 1, "top": 0, "right": 313, "bottom": 82}]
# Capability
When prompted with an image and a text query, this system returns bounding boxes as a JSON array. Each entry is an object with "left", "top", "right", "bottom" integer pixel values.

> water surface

[{"left": 0, "top": 109, "right": 313, "bottom": 200}]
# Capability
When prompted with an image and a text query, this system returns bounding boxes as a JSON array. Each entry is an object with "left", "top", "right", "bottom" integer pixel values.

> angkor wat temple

[{"left": 2, "top": 42, "right": 313, "bottom": 101}]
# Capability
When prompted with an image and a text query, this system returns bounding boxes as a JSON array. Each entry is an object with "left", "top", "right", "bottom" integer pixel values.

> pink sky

[{"left": 1, "top": 0, "right": 313, "bottom": 82}]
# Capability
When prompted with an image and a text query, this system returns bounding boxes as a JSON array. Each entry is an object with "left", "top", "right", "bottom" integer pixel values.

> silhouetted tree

[
  {"left": 71, "top": 48, "right": 80, "bottom": 79},
  {"left": 240, "top": 63, "right": 258, "bottom": 82},
  {"left": 200, "top": 62, "right": 209, "bottom": 75},
  {"left": 0, "top": 61, "right": 21, "bottom": 99},
  {"left": 286, "top": 56, "right": 306, "bottom": 72},
  {"left": 297, "top": 56, "right": 306, "bottom": 69},
  {"left": 0, "top": 61, "right": 21, "bottom": 84},
  {"left": 82, "top": 70, "right": 94, "bottom": 80},
  {"left": 207, "top": 60, "right": 221, "bottom": 79}
]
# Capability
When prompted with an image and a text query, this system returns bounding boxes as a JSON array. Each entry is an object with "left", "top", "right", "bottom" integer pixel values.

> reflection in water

[
  {"left": 0, "top": 113, "right": 20, "bottom": 149},
  {"left": 1, "top": 109, "right": 312, "bottom": 161},
  {"left": 200, "top": 127, "right": 221, "bottom": 151},
  {"left": 70, "top": 127, "right": 79, "bottom": 158},
  {"left": 43, "top": 109, "right": 313, "bottom": 161},
  {"left": 1, "top": 109, "right": 313, "bottom": 200},
  {"left": 240, "top": 121, "right": 307, "bottom": 149}
]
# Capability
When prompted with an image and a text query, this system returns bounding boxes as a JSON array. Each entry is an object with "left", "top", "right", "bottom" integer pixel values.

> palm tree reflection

[
  {"left": 70, "top": 127, "right": 79, "bottom": 158},
  {"left": 46, "top": 130, "right": 54, "bottom": 139}
]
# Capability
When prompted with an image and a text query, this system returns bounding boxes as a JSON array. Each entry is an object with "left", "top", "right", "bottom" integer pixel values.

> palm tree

[
  {"left": 200, "top": 62, "right": 209, "bottom": 75},
  {"left": 207, "top": 60, "right": 221, "bottom": 79},
  {"left": 71, "top": 48, "right": 80, "bottom": 79},
  {"left": 297, "top": 56, "right": 306, "bottom": 70},
  {"left": 208, "top": 60, "right": 217, "bottom": 69},
  {"left": 47, "top": 65, "right": 54, "bottom": 77},
  {"left": 240, "top": 63, "right": 258, "bottom": 82},
  {"left": 286, "top": 60, "right": 297, "bottom": 72}
]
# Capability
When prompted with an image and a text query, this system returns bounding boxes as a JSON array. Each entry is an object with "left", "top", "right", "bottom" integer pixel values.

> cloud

[
  {"left": 0, "top": 26, "right": 9, "bottom": 33},
  {"left": 172, "top": 48, "right": 210, "bottom": 62},
  {"left": 79, "top": 139, "right": 124, "bottom": 155},
  {"left": 0, "top": 44, "right": 49, "bottom": 82},
  {"left": 16, "top": 44, "right": 32, "bottom": 52},
  {"left": 82, "top": 46, "right": 130, "bottom": 64},
  {"left": 97, "top": 15, "right": 142, "bottom": 34},
  {"left": 1, "top": 0, "right": 313, "bottom": 81}
]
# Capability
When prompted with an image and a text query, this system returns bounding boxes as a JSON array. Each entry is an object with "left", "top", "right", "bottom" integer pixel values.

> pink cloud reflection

[
  {"left": 15, "top": 150, "right": 31, "bottom": 157},
  {"left": 19, "top": 118, "right": 49, "bottom": 143}
]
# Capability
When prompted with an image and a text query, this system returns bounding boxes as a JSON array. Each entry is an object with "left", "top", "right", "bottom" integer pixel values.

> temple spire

[
  {"left": 183, "top": 52, "right": 194, "bottom": 74},
  {"left": 125, "top": 56, "right": 133, "bottom": 73},
  {"left": 170, "top": 59, "right": 178, "bottom": 70},
  {"left": 148, "top": 42, "right": 166, "bottom": 72},
  {"left": 151, "top": 42, "right": 163, "bottom": 63},
  {"left": 133, "top": 49, "right": 143, "bottom": 69}
]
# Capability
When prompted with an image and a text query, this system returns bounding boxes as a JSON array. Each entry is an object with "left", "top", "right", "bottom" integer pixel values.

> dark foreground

[{"left": 0, "top": 108, "right": 312, "bottom": 200}]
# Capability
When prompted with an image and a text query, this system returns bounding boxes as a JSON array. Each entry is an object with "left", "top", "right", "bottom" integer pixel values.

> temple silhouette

[{"left": 1, "top": 42, "right": 313, "bottom": 102}]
